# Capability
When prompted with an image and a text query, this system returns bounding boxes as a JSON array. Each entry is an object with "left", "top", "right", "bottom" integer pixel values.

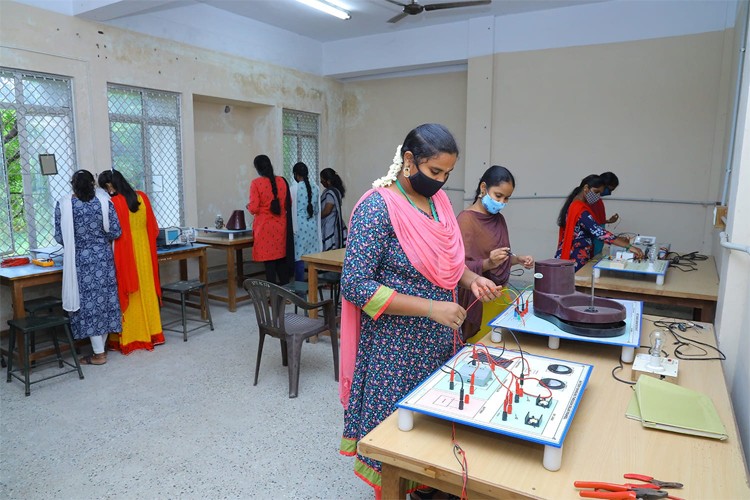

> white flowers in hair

[{"left": 372, "top": 145, "right": 403, "bottom": 188}]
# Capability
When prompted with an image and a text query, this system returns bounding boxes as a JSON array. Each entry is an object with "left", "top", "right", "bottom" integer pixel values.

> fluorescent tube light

[{"left": 296, "top": 0, "right": 351, "bottom": 20}]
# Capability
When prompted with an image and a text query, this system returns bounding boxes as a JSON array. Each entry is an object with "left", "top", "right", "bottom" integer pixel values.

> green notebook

[{"left": 625, "top": 375, "right": 728, "bottom": 440}]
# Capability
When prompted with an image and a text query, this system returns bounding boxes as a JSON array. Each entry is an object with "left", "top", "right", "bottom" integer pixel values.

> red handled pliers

[
  {"left": 624, "top": 473, "right": 683, "bottom": 489},
  {"left": 574, "top": 481, "right": 668, "bottom": 499}
]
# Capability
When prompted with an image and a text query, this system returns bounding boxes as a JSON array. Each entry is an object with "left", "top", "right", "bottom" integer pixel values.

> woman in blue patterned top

[
  {"left": 55, "top": 170, "right": 122, "bottom": 365},
  {"left": 338, "top": 124, "right": 501, "bottom": 498},
  {"left": 556, "top": 174, "right": 642, "bottom": 270},
  {"left": 290, "top": 162, "right": 321, "bottom": 281}
]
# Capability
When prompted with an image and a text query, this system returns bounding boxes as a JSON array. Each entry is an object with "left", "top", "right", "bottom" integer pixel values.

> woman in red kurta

[{"left": 247, "top": 154, "right": 292, "bottom": 285}]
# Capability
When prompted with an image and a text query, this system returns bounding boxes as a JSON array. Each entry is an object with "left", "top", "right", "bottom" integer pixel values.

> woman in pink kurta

[{"left": 247, "top": 155, "right": 291, "bottom": 285}]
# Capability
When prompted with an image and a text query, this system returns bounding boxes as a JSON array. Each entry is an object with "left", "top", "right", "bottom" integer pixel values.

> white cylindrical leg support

[
  {"left": 593, "top": 268, "right": 600, "bottom": 279},
  {"left": 398, "top": 408, "right": 414, "bottom": 432},
  {"left": 491, "top": 328, "right": 502, "bottom": 343},
  {"left": 548, "top": 336, "right": 560, "bottom": 350},
  {"left": 543, "top": 444, "right": 563, "bottom": 471},
  {"left": 656, "top": 275, "right": 664, "bottom": 286},
  {"left": 621, "top": 346, "right": 635, "bottom": 364}
]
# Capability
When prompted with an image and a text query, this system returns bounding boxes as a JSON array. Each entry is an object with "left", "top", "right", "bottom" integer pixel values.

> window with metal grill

[
  {"left": 282, "top": 109, "right": 319, "bottom": 180},
  {"left": 1, "top": 68, "right": 77, "bottom": 257},
  {"left": 107, "top": 84, "right": 183, "bottom": 227}
]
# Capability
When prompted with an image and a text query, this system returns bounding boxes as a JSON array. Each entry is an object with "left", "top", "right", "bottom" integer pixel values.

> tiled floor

[
  {"left": 1, "top": 294, "right": 371, "bottom": 500},
  {"left": 1, "top": 278, "right": 691, "bottom": 500}
]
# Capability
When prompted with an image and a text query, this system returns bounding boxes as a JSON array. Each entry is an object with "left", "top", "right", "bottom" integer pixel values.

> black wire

[
  {"left": 611, "top": 358, "right": 636, "bottom": 385},
  {"left": 649, "top": 319, "right": 726, "bottom": 361},
  {"left": 663, "top": 251, "right": 707, "bottom": 272}
]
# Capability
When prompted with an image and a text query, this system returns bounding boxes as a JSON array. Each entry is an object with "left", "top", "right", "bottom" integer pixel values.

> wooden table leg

[
  {"left": 308, "top": 264, "right": 319, "bottom": 319},
  {"left": 226, "top": 246, "right": 237, "bottom": 312},
  {"left": 8, "top": 283, "right": 27, "bottom": 367},
  {"left": 235, "top": 248, "right": 244, "bottom": 285},
  {"left": 697, "top": 301, "right": 717, "bottom": 323},
  {"left": 179, "top": 259, "right": 188, "bottom": 281},
  {"left": 381, "top": 463, "right": 407, "bottom": 500}
]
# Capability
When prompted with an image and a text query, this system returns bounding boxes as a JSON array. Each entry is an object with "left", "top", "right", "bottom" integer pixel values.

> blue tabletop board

[
  {"left": 397, "top": 344, "right": 593, "bottom": 448},
  {"left": 489, "top": 291, "right": 642, "bottom": 348}
]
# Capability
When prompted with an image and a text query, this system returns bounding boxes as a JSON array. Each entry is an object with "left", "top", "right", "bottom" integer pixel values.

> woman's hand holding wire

[
  {"left": 470, "top": 276, "right": 503, "bottom": 303},
  {"left": 430, "top": 301, "right": 468, "bottom": 329},
  {"left": 488, "top": 247, "right": 511, "bottom": 268}
]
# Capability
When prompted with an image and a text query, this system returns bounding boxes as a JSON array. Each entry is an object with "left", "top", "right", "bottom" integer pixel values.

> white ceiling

[{"left": 73, "top": 0, "right": 608, "bottom": 43}]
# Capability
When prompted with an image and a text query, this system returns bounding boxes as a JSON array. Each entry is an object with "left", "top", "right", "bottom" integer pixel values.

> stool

[
  {"left": 6, "top": 316, "right": 84, "bottom": 396},
  {"left": 317, "top": 272, "right": 341, "bottom": 311},
  {"left": 24, "top": 296, "right": 63, "bottom": 316},
  {"left": 161, "top": 280, "right": 214, "bottom": 341},
  {"left": 23, "top": 296, "right": 64, "bottom": 359}
]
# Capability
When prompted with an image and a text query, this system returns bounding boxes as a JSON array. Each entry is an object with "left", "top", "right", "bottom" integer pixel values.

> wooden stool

[
  {"left": 161, "top": 280, "right": 214, "bottom": 341},
  {"left": 6, "top": 316, "right": 84, "bottom": 396}
]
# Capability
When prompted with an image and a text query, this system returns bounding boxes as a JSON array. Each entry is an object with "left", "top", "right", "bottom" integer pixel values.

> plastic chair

[{"left": 243, "top": 278, "right": 338, "bottom": 398}]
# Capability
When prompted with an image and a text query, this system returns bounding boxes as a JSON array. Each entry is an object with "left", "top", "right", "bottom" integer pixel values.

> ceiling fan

[{"left": 385, "top": 0, "right": 491, "bottom": 24}]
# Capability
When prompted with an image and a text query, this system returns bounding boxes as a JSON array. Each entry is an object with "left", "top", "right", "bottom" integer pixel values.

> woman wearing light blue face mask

[{"left": 457, "top": 165, "right": 534, "bottom": 341}]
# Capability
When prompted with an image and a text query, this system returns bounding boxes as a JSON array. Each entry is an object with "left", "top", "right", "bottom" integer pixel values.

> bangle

[{"left": 427, "top": 299, "right": 433, "bottom": 320}]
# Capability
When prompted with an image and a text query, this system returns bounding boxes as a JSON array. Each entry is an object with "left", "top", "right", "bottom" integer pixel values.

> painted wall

[
  {"left": 485, "top": 30, "right": 732, "bottom": 259},
  {"left": 0, "top": 1, "right": 344, "bottom": 320},
  {"left": 715, "top": 3, "right": 750, "bottom": 468},
  {"left": 341, "top": 72, "right": 468, "bottom": 216}
]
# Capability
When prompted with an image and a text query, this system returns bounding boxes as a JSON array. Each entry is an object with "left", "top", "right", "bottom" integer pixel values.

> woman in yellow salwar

[{"left": 99, "top": 170, "right": 163, "bottom": 354}]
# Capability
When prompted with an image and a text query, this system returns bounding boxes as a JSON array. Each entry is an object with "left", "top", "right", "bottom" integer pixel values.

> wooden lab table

[
  {"left": 196, "top": 235, "right": 254, "bottom": 312},
  {"left": 358, "top": 316, "right": 749, "bottom": 499},
  {"left": 575, "top": 256, "right": 719, "bottom": 322},
  {"left": 301, "top": 248, "right": 345, "bottom": 319},
  {"left": 0, "top": 244, "right": 208, "bottom": 361}
]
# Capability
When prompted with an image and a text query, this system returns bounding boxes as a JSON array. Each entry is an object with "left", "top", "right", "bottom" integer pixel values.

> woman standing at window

[
  {"left": 248, "top": 155, "right": 292, "bottom": 285},
  {"left": 55, "top": 170, "right": 122, "bottom": 365},
  {"left": 290, "top": 162, "right": 321, "bottom": 282},
  {"left": 320, "top": 167, "right": 346, "bottom": 251},
  {"left": 98, "top": 170, "right": 163, "bottom": 354}
]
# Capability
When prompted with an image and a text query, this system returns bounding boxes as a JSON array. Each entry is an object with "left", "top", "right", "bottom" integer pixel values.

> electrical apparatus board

[{"left": 396, "top": 344, "right": 593, "bottom": 470}]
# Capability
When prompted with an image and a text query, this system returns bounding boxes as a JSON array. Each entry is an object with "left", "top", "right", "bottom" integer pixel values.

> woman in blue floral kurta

[
  {"left": 55, "top": 170, "right": 122, "bottom": 364},
  {"left": 338, "top": 124, "right": 501, "bottom": 497},
  {"left": 556, "top": 174, "right": 643, "bottom": 270}
]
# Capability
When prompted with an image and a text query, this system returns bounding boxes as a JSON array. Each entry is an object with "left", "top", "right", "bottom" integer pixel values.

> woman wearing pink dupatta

[{"left": 338, "top": 124, "right": 501, "bottom": 498}]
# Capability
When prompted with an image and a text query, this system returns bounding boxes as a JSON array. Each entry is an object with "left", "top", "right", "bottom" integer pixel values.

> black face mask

[{"left": 408, "top": 166, "right": 445, "bottom": 198}]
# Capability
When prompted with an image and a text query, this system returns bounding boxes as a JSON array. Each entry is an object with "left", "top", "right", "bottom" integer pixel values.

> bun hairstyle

[
  {"left": 254, "top": 154, "right": 281, "bottom": 215},
  {"left": 557, "top": 174, "right": 605, "bottom": 227},
  {"left": 293, "top": 162, "right": 314, "bottom": 219},
  {"left": 98, "top": 170, "right": 141, "bottom": 213},
  {"left": 473, "top": 165, "right": 515, "bottom": 203},
  {"left": 402, "top": 123, "right": 459, "bottom": 169},
  {"left": 599, "top": 171, "right": 619, "bottom": 189},
  {"left": 320, "top": 168, "right": 346, "bottom": 199},
  {"left": 71, "top": 169, "right": 96, "bottom": 202}
]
